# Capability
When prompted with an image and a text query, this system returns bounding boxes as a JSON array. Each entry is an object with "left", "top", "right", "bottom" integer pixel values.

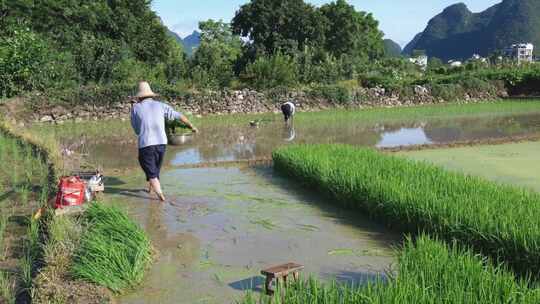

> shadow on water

[
  {"left": 329, "top": 270, "right": 389, "bottom": 286},
  {"left": 228, "top": 270, "right": 388, "bottom": 293},
  {"left": 229, "top": 276, "right": 266, "bottom": 292}
]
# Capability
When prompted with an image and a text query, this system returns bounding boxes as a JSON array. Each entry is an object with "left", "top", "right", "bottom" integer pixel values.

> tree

[
  {"left": 191, "top": 20, "right": 242, "bottom": 88},
  {"left": 319, "top": 0, "right": 384, "bottom": 60},
  {"left": 232, "top": 0, "right": 325, "bottom": 55}
]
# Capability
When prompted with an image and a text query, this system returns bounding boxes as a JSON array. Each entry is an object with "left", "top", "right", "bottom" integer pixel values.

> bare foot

[{"left": 156, "top": 192, "right": 166, "bottom": 202}]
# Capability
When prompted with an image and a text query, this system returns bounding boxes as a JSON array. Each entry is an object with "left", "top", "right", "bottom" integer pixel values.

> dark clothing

[
  {"left": 281, "top": 102, "right": 296, "bottom": 122},
  {"left": 138, "top": 145, "right": 166, "bottom": 181}
]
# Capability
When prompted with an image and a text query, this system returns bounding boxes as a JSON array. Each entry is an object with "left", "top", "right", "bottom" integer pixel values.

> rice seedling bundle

[
  {"left": 273, "top": 144, "right": 540, "bottom": 276},
  {"left": 72, "top": 203, "right": 152, "bottom": 293}
]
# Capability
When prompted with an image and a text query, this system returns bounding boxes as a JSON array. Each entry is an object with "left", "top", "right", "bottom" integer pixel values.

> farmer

[
  {"left": 281, "top": 101, "right": 296, "bottom": 124},
  {"left": 130, "top": 81, "right": 198, "bottom": 201}
]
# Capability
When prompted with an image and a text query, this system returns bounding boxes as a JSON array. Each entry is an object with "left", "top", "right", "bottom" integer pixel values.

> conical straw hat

[{"left": 136, "top": 81, "right": 158, "bottom": 98}]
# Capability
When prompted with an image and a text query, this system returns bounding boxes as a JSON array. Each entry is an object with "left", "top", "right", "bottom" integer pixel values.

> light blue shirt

[{"left": 130, "top": 98, "right": 182, "bottom": 149}]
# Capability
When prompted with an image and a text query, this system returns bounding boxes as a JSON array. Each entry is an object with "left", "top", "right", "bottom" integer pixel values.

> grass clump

[
  {"left": 0, "top": 213, "right": 7, "bottom": 259},
  {"left": 0, "top": 270, "right": 16, "bottom": 304},
  {"left": 273, "top": 144, "right": 540, "bottom": 276},
  {"left": 71, "top": 203, "right": 152, "bottom": 293},
  {"left": 241, "top": 235, "right": 540, "bottom": 304}
]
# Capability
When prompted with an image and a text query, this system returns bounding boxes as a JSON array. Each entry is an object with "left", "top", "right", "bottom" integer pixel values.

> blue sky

[{"left": 152, "top": 0, "right": 501, "bottom": 47}]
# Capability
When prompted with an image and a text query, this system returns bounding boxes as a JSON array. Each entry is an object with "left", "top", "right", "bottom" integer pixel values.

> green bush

[
  {"left": 241, "top": 53, "right": 298, "bottom": 90},
  {"left": 0, "top": 26, "right": 75, "bottom": 97},
  {"left": 430, "top": 83, "right": 465, "bottom": 101},
  {"left": 310, "top": 84, "right": 352, "bottom": 104},
  {"left": 273, "top": 144, "right": 540, "bottom": 277},
  {"left": 72, "top": 203, "right": 152, "bottom": 293}
]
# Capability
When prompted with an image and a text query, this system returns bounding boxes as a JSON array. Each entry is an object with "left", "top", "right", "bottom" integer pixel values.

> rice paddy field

[
  {"left": 0, "top": 128, "right": 51, "bottom": 304},
  {"left": 2, "top": 99, "right": 540, "bottom": 303},
  {"left": 400, "top": 141, "right": 540, "bottom": 192}
]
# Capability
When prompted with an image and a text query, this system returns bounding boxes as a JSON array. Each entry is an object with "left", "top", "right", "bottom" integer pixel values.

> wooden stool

[{"left": 261, "top": 262, "right": 304, "bottom": 295}]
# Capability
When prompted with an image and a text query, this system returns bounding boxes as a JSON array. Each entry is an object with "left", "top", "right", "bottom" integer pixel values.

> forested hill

[
  {"left": 167, "top": 30, "right": 200, "bottom": 56},
  {"left": 383, "top": 39, "right": 402, "bottom": 57},
  {"left": 182, "top": 31, "right": 201, "bottom": 56},
  {"left": 403, "top": 0, "right": 540, "bottom": 60}
]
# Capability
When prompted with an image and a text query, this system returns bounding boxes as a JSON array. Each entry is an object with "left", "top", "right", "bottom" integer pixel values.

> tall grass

[
  {"left": 0, "top": 270, "right": 16, "bottom": 304},
  {"left": 241, "top": 235, "right": 540, "bottom": 304},
  {"left": 71, "top": 203, "right": 152, "bottom": 293},
  {"left": 273, "top": 144, "right": 540, "bottom": 277}
]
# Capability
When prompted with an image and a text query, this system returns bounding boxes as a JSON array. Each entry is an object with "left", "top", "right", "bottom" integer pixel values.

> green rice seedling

[
  {"left": 71, "top": 203, "right": 152, "bottom": 293},
  {"left": 273, "top": 144, "right": 540, "bottom": 277},
  {"left": 240, "top": 235, "right": 540, "bottom": 304},
  {"left": 0, "top": 271, "right": 15, "bottom": 304},
  {"left": 19, "top": 252, "right": 34, "bottom": 291},
  {"left": 16, "top": 184, "right": 30, "bottom": 206},
  {"left": 18, "top": 219, "right": 40, "bottom": 293},
  {"left": 0, "top": 212, "right": 8, "bottom": 260}
]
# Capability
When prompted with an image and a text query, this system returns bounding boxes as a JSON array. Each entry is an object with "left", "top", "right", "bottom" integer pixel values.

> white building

[
  {"left": 470, "top": 54, "right": 487, "bottom": 63},
  {"left": 448, "top": 60, "right": 462, "bottom": 67},
  {"left": 409, "top": 55, "right": 428, "bottom": 69},
  {"left": 505, "top": 43, "right": 534, "bottom": 63}
]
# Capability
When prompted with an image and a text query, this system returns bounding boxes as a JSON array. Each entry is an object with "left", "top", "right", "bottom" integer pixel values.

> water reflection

[
  {"left": 377, "top": 128, "right": 432, "bottom": 148},
  {"left": 71, "top": 113, "right": 540, "bottom": 168},
  {"left": 283, "top": 125, "right": 296, "bottom": 142}
]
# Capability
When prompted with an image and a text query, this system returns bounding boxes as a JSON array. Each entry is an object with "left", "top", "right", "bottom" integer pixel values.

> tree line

[
  {"left": 0, "top": 0, "right": 388, "bottom": 97},
  {"left": 1, "top": 0, "right": 538, "bottom": 102}
]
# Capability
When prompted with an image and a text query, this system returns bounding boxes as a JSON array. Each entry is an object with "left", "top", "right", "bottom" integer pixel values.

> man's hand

[{"left": 191, "top": 127, "right": 199, "bottom": 134}]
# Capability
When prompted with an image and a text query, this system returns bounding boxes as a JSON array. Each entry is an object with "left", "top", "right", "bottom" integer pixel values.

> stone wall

[{"left": 31, "top": 85, "right": 508, "bottom": 123}]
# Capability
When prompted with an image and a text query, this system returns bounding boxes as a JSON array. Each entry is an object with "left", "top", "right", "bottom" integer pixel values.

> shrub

[
  {"left": 0, "top": 26, "right": 76, "bottom": 98},
  {"left": 310, "top": 84, "right": 352, "bottom": 104},
  {"left": 241, "top": 53, "right": 298, "bottom": 90},
  {"left": 430, "top": 83, "right": 465, "bottom": 101}
]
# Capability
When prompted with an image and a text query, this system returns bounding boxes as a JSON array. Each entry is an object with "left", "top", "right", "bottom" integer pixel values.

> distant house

[
  {"left": 470, "top": 54, "right": 487, "bottom": 63},
  {"left": 409, "top": 55, "right": 428, "bottom": 69},
  {"left": 504, "top": 43, "right": 534, "bottom": 63},
  {"left": 448, "top": 60, "right": 462, "bottom": 67}
]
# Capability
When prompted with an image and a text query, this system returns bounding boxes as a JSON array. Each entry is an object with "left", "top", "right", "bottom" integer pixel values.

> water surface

[
  {"left": 111, "top": 166, "right": 399, "bottom": 304},
  {"left": 73, "top": 113, "right": 540, "bottom": 168}
]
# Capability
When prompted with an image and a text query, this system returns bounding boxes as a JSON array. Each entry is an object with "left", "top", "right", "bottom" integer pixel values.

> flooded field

[
  {"left": 108, "top": 166, "right": 399, "bottom": 303},
  {"left": 71, "top": 112, "right": 540, "bottom": 168},
  {"left": 33, "top": 103, "right": 540, "bottom": 303},
  {"left": 401, "top": 141, "right": 540, "bottom": 192}
]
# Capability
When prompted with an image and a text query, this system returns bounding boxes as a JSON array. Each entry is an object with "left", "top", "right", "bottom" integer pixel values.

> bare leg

[
  {"left": 148, "top": 182, "right": 153, "bottom": 194},
  {"left": 149, "top": 178, "right": 165, "bottom": 201}
]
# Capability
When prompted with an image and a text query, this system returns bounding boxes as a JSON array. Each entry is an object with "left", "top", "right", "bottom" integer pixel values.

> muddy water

[
  {"left": 110, "top": 166, "right": 399, "bottom": 304},
  {"left": 76, "top": 113, "right": 540, "bottom": 169}
]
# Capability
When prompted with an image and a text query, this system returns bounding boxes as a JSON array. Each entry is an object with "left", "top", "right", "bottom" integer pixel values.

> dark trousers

[{"left": 138, "top": 145, "right": 166, "bottom": 181}]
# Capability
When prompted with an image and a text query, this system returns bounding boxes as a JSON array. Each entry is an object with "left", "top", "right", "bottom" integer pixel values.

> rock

[
  {"left": 414, "top": 85, "right": 428, "bottom": 95},
  {"left": 40, "top": 115, "right": 54, "bottom": 122}
]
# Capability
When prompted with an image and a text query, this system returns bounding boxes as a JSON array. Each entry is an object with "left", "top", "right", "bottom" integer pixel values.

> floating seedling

[{"left": 250, "top": 219, "right": 278, "bottom": 230}]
